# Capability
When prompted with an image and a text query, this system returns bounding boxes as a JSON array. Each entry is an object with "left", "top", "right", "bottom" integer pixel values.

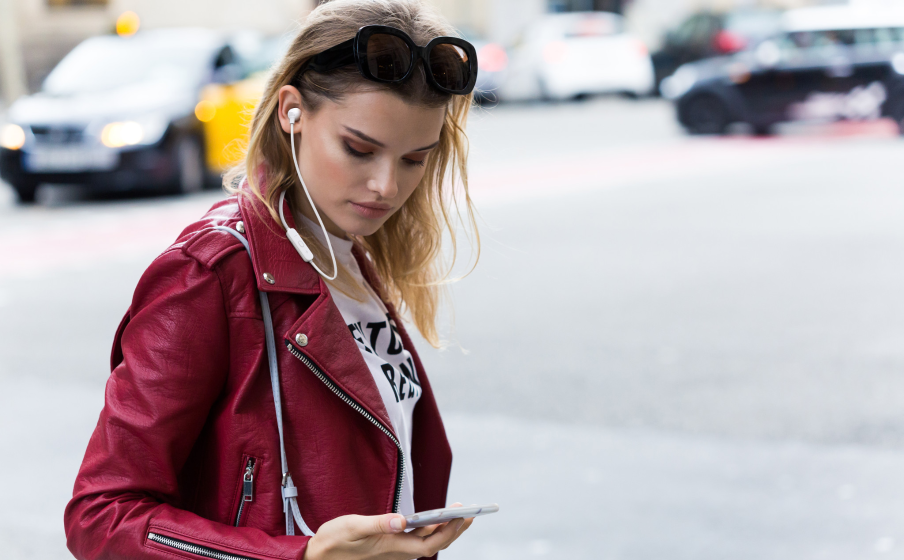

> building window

[{"left": 47, "top": 0, "right": 109, "bottom": 7}]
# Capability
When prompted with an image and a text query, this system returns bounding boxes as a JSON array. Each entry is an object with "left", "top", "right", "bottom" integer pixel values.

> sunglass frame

[{"left": 303, "top": 25, "right": 478, "bottom": 95}]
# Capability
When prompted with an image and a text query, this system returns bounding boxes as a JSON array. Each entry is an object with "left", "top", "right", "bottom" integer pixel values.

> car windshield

[
  {"left": 43, "top": 33, "right": 216, "bottom": 95},
  {"left": 240, "top": 34, "right": 292, "bottom": 77}
]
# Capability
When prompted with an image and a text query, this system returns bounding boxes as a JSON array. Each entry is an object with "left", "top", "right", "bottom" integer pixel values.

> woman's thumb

[{"left": 359, "top": 513, "right": 406, "bottom": 537}]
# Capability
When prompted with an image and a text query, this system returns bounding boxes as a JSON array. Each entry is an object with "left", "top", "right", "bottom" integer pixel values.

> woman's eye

[
  {"left": 343, "top": 142, "right": 372, "bottom": 158},
  {"left": 403, "top": 157, "right": 427, "bottom": 167}
]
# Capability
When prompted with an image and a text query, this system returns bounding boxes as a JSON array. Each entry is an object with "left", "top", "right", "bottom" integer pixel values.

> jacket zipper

[
  {"left": 234, "top": 458, "right": 255, "bottom": 527},
  {"left": 285, "top": 340, "right": 405, "bottom": 513},
  {"left": 148, "top": 532, "right": 252, "bottom": 560}
]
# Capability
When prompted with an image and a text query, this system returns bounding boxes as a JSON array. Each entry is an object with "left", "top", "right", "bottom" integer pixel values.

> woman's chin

[{"left": 336, "top": 215, "right": 387, "bottom": 238}]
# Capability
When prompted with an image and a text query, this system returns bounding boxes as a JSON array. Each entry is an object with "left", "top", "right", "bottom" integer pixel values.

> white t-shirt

[{"left": 300, "top": 216, "right": 421, "bottom": 516}]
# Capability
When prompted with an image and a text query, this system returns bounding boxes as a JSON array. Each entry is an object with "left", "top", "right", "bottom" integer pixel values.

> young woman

[{"left": 63, "top": 1, "right": 482, "bottom": 559}]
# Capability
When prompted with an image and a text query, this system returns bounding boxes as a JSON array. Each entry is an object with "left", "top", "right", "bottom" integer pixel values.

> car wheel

[
  {"left": 752, "top": 123, "right": 775, "bottom": 137},
  {"left": 12, "top": 180, "right": 38, "bottom": 204},
  {"left": 537, "top": 76, "right": 557, "bottom": 103},
  {"left": 683, "top": 94, "right": 730, "bottom": 135},
  {"left": 204, "top": 169, "right": 224, "bottom": 191},
  {"left": 173, "top": 136, "right": 204, "bottom": 195}
]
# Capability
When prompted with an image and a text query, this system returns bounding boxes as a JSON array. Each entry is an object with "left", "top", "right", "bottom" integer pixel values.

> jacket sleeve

[{"left": 64, "top": 247, "right": 309, "bottom": 560}]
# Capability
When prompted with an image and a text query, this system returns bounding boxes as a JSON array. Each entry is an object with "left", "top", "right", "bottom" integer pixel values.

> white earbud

[{"left": 279, "top": 107, "right": 338, "bottom": 280}]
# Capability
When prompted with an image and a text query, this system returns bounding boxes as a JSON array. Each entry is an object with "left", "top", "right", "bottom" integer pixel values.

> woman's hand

[{"left": 303, "top": 503, "right": 474, "bottom": 560}]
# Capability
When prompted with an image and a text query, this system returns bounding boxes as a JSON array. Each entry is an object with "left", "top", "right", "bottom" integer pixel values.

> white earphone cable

[{"left": 281, "top": 118, "right": 338, "bottom": 281}]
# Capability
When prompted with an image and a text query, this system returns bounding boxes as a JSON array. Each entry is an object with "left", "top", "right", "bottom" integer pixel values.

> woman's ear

[{"left": 277, "top": 85, "right": 304, "bottom": 134}]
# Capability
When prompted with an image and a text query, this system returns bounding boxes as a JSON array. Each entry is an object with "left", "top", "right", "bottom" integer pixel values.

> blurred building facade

[
  {"left": 0, "top": 0, "right": 858, "bottom": 104},
  {"left": 430, "top": 0, "right": 844, "bottom": 46},
  {"left": 0, "top": 0, "right": 315, "bottom": 99}
]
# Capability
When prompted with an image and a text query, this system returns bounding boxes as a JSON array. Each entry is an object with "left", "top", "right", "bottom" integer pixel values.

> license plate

[{"left": 24, "top": 146, "right": 120, "bottom": 173}]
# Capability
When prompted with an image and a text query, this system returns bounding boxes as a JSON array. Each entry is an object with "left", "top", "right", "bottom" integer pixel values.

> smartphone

[{"left": 404, "top": 503, "right": 499, "bottom": 528}]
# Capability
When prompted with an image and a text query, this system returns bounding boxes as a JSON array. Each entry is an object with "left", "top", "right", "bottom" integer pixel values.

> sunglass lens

[
  {"left": 429, "top": 43, "right": 471, "bottom": 92},
  {"left": 366, "top": 34, "right": 412, "bottom": 81}
]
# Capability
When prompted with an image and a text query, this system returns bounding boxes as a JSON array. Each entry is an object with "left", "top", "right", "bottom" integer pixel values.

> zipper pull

[{"left": 243, "top": 459, "right": 254, "bottom": 502}]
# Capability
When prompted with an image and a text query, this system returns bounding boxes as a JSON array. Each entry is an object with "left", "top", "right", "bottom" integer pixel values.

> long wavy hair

[{"left": 225, "top": 0, "right": 478, "bottom": 347}]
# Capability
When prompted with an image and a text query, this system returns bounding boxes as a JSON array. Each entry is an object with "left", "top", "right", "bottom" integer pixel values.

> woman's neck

[{"left": 289, "top": 187, "right": 347, "bottom": 238}]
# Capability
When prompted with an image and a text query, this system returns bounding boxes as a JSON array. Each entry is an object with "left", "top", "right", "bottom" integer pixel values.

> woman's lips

[{"left": 350, "top": 201, "right": 392, "bottom": 219}]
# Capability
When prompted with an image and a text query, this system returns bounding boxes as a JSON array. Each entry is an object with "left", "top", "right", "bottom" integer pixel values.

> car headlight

[
  {"left": 0, "top": 124, "right": 26, "bottom": 150},
  {"left": 99, "top": 115, "right": 168, "bottom": 148},
  {"left": 661, "top": 66, "right": 698, "bottom": 100},
  {"left": 101, "top": 121, "right": 144, "bottom": 148},
  {"left": 755, "top": 40, "right": 781, "bottom": 68},
  {"left": 893, "top": 52, "right": 904, "bottom": 75}
]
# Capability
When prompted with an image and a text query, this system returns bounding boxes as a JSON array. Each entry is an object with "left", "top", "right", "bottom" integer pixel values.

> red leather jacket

[{"left": 64, "top": 189, "right": 453, "bottom": 560}]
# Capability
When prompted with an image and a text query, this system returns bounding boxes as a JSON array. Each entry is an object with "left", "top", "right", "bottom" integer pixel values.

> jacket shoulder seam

[{"left": 181, "top": 227, "right": 246, "bottom": 270}]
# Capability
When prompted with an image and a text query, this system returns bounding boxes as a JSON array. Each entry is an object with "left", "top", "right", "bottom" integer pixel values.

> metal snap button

[
  {"left": 263, "top": 273, "right": 275, "bottom": 284},
  {"left": 236, "top": 221, "right": 245, "bottom": 233},
  {"left": 295, "top": 333, "right": 308, "bottom": 347}
]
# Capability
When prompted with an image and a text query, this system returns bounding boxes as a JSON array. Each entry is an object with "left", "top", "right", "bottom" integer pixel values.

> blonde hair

[{"left": 225, "top": 0, "right": 478, "bottom": 347}]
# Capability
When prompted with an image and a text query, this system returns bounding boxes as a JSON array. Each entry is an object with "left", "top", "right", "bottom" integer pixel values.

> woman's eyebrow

[
  {"left": 412, "top": 140, "right": 440, "bottom": 152},
  {"left": 343, "top": 126, "right": 440, "bottom": 152},
  {"left": 344, "top": 126, "right": 385, "bottom": 148}
]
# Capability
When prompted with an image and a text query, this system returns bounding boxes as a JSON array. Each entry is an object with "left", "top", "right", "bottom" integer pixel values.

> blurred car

[
  {"left": 197, "top": 33, "right": 291, "bottom": 174},
  {"left": 652, "top": 9, "right": 782, "bottom": 93},
  {"left": 498, "top": 11, "right": 654, "bottom": 102},
  {"left": 0, "top": 28, "right": 242, "bottom": 203},
  {"left": 471, "top": 39, "right": 509, "bottom": 104},
  {"left": 661, "top": 6, "right": 904, "bottom": 135}
]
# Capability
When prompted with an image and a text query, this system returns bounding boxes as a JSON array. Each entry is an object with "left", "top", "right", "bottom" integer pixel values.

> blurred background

[{"left": 3, "top": 0, "right": 904, "bottom": 558}]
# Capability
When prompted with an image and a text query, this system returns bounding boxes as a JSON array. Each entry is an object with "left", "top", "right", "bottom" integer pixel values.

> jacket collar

[
  {"left": 238, "top": 180, "right": 322, "bottom": 295},
  {"left": 236, "top": 180, "right": 396, "bottom": 432}
]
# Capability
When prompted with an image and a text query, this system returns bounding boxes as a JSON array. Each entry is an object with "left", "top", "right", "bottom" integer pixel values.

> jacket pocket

[
  {"left": 147, "top": 531, "right": 255, "bottom": 560},
  {"left": 231, "top": 455, "right": 258, "bottom": 527}
]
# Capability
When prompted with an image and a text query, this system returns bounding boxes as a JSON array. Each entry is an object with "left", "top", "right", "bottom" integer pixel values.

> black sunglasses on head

[{"left": 298, "top": 25, "right": 479, "bottom": 96}]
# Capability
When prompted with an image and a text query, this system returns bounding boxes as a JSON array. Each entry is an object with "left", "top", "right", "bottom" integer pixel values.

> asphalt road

[{"left": 2, "top": 97, "right": 904, "bottom": 559}]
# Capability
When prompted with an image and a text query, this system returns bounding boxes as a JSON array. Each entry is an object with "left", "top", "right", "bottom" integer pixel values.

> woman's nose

[{"left": 367, "top": 164, "right": 398, "bottom": 199}]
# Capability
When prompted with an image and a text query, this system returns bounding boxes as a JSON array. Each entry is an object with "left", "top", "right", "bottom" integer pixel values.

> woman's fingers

[
  {"left": 409, "top": 523, "right": 441, "bottom": 537},
  {"left": 420, "top": 518, "right": 467, "bottom": 552},
  {"left": 442, "top": 517, "right": 474, "bottom": 550},
  {"left": 341, "top": 513, "right": 406, "bottom": 540}
]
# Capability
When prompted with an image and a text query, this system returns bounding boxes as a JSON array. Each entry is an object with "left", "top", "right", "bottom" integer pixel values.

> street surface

[{"left": 3, "top": 97, "right": 904, "bottom": 559}]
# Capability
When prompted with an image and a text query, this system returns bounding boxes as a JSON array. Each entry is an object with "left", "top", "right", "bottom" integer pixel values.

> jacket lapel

[{"left": 237, "top": 185, "right": 394, "bottom": 433}]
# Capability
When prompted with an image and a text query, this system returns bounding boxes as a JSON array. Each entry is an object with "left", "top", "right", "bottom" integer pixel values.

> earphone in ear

[{"left": 279, "top": 106, "right": 338, "bottom": 280}]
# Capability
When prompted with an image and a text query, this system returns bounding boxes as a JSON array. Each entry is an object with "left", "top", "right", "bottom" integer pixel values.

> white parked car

[{"left": 499, "top": 12, "right": 654, "bottom": 101}]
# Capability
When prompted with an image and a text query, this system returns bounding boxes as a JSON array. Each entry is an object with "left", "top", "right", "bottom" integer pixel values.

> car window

[
  {"left": 670, "top": 15, "right": 704, "bottom": 46},
  {"left": 852, "top": 27, "right": 904, "bottom": 49},
  {"left": 782, "top": 27, "right": 904, "bottom": 55},
  {"left": 239, "top": 34, "right": 292, "bottom": 77},
  {"left": 772, "top": 32, "right": 826, "bottom": 65},
  {"left": 783, "top": 30, "right": 853, "bottom": 51},
  {"left": 44, "top": 34, "right": 216, "bottom": 95}
]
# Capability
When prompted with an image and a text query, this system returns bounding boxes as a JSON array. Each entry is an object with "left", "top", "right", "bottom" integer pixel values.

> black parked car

[
  {"left": 652, "top": 9, "right": 782, "bottom": 93},
  {"left": 662, "top": 6, "right": 904, "bottom": 135},
  {"left": 0, "top": 28, "right": 241, "bottom": 203}
]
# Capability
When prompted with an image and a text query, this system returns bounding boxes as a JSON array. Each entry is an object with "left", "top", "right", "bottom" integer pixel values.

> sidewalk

[{"left": 4, "top": 377, "right": 904, "bottom": 560}]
